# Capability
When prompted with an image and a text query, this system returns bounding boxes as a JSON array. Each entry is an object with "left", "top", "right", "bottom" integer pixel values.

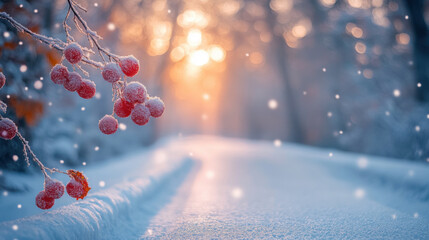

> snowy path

[
  {"left": 140, "top": 136, "right": 429, "bottom": 239},
  {"left": 1, "top": 136, "right": 429, "bottom": 239}
]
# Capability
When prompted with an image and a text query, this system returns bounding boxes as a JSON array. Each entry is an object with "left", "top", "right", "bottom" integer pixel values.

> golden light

[
  {"left": 354, "top": 42, "right": 366, "bottom": 54},
  {"left": 218, "top": 0, "right": 241, "bottom": 16},
  {"left": 351, "top": 27, "right": 363, "bottom": 38},
  {"left": 270, "top": 0, "right": 293, "bottom": 13},
  {"left": 148, "top": 38, "right": 169, "bottom": 56},
  {"left": 187, "top": 29, "right": 202, "bottom": 47},
  {"left": 319, "top": 0, "right": 337, "bottom": 7},
  {"left": 292, "top": 25, "right": 307, "bottom": 39},
  {"left": 189, "top": 50, "right": 210, "bottom": 66},
  {"left": 396, "top": 33, "right": 410, "bottom": 45},
  {"left": 152, "top": 21, "right": 172, "bottom": 38},
  {"left": 208, "top": 45, "right": 226, "bottom": 62},
  {"left": 250, "top": 52, "right": 264, "bottom": 65},
  {"left": 177, "top": 9, "right": 209, "bottom": 28},
  {"left": 170, "top": 46, "right": 186, "bottom": 62}
]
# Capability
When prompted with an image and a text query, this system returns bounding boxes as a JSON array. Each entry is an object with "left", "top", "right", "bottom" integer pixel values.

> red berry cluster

[
  {"left": 36, "top": 170, "right": 90, "bottom": 210},
  {"left": 0, "top": 73, "right": 91, "bottom": 210},
  {"left": 100, "top": 56, "right": 165, "bottom": 135},
  {"left": 0, "top": 74, "right": 18, "bottom": 140},
  {"left": 50, "top": 42, "right": 165, "bottom": 135},
  {"left": 50, "top": 43, "right": 96, "bottom": 99}
]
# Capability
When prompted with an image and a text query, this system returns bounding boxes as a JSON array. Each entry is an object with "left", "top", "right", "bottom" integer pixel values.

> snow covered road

[
  {"left": 1, "top": 136, "right": 429, "bottom": 239},
  {"left": 141, "top": 136, "right": 429, "bottom": 239}
]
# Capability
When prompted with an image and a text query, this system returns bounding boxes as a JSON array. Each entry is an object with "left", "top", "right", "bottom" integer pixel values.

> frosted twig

[
  {"left": 66, "top": 0, "right": 120, "bottom": 62},
  {"left": 0, "top": 11, "right": 103, "bottom": 68}
]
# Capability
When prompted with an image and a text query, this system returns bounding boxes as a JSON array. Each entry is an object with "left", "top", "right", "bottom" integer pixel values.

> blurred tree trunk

[
  {"left": 148, "top": 0, "right": 182, "bottom": 143},
  {"left": 404, "top": 0, "right": 429, "bottom": 102},
  {"left": 266, "top": 3, "right": 304, "bottom": 143}
]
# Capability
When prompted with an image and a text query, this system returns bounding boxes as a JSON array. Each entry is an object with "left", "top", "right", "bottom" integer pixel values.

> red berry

[
  {"left": 102, "top": 62, "right": 122, "bottom": 83},
  {"left": 119, "top": 56, "right": 140, "bottom": 77},
  {"left": 98, "top": 115, "right": 118, "bottom": 135},
  {"left": 0, "top": 118, "right": 17, "bottom": 140},
  {"left": 64, "top": 42, "right": 83, "bottom": 64},
  {"left": 0, "top": 72, "right": 5, "bottom": 89},
  {"left": 77, "top": 79, "right": 96, "bottom": 99},
  {"left": 35, "top": 191, "right": 55, "bottom": 210},
  {"left": 66, "top": 179, "right": 85, "bottom": 199},
  {"left": 131, "top": 104, "right": 150, "bottom": 126},
  {"left": 123, "top": 82, "right": 147, "bottom": 104},
  {"left": 64, "top": 72, "right": 82, "bottom": 92},
  {"left": 50, "top": 64, "right": 68, "bottom": 85},
  {"left": 114, "top": 98, "right": 134, "bottom": 118},
  {"left": 145, "top": 97, "right": 165, "bottom": 118},
  {"left": 44, "top": 178, "right": 65, "bottom": 199}
]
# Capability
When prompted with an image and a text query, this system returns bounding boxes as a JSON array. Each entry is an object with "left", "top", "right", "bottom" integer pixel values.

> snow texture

[
  {"left": 0, "top": 140, "right": 193, "bottom": 239},
  {"left": 1, "top": 136, "right": 429, "bottom": 239}
]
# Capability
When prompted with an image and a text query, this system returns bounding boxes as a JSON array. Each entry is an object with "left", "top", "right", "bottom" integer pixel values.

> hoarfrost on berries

[
  {"left": 131, "top": 104, "right": 150, "bottom": 126},
  {"left": 146, "top": 97, "right": 165, "bottom": 118},
  {"left": 123, "top": 81, "right": 147, "bottom": 104},
  {"left": 64, "top": 42, "right": 83, "bottom": 64},
  {"left": 77, "top": 79, "right": 96, "bottom": 99},
  {"left": 102, "top": 62, "right": 122, "bottom": 83},
  {"left": 114, "top": 98, "right": 134, "bottom": 118},
  {"left": 119, "top": 55, "right": 140, "bottom": 77},
  {"left": 0, "top": 118, "right": 18, "bottom": 140},
  {"left": 64, "top": 72, "right": 83, "bottom": 92},
  {"left": 35, "top": 191, "right": 55, "bottom": 210},
  {"left": 50, "top": 64, "right": 69, "bottom": 85},
  {"left": 98, "top": 115, "right": 119, "bottom": 135}
]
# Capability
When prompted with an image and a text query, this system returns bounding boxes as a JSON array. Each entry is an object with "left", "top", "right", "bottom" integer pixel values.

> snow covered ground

[{"left": 1, "top": 136, "right": 429, "bottom": 239}]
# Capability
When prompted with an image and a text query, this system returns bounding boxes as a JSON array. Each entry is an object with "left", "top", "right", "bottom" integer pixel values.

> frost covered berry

[
  {"left": 0, "top": 72, "right": 5, "bottom": 89},
  {"left": 35, "top": 191, "right": 55, "bottom": 210},
  {"left": 77, "top": 79, "right": 96, "bottom": 99},
  {"left": 123, "top": 82, "right": 147, "bottom": 104},
  {"left": 66, "top": 179, "right": 84, "bottom": 199},
  {"left": 102, "top": 62, "right": 122, "bottom": 83},
  {"left": 0, "top": 118, "right": 17, "bottom": 140},
  {"left": 98, "top": 115, "right": 118, "bottom": 135},
  {"left": 114, "top": 98, "right": 134, "bottom": 118},
  {"left": 131, "top": 104, "right": 150, "bottom": 126},
  {"left": 145, "top": 97, "right": 165, "bottom": 118},
  {"left": 64, "top": 42, "right": 83, "bottom": 64},
  {"left": 64, "top": 72, "right": 82, "bottom": 92},
  {"left": 119, "top": 55, "right": 140, "bottom": 77},
  {"left": 50, "top": 64, "right": 68, "bottom": 85},
  {"left": 44, "top": 178, "right": 65, "bottom": 199}
]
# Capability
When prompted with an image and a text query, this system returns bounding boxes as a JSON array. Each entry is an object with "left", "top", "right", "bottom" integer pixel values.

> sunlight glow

[
  {"left": 231, "top": 188, "right": 243, "bottom": 199},
  {"left": 208, "top": 45, "right": 226, "bottom": 62},
  {"left": 354, "top": 188, "right": 365, "bottom": 199},
  {"left": 177, "top": 10, "right": 209, "bottom": 28},
  {"left": 170, "top": 46, "right": 186, "bottom": 62},
  {"left": 270, "top": 0, "right": 293, "bottom": 13},
  {"left": 189, "top": 50, "right": 210, "bottom": 66},
  {"left": 187, "top": 29, "right": 202, "bottom": 47}
]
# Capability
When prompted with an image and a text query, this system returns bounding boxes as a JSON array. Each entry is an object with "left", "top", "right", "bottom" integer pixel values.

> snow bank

[
  {"left": 281, "top": 143, "right": 429, "bottom": 201},
  {"left": 0, "top": 156, "right": 193, "bottom": 240}
]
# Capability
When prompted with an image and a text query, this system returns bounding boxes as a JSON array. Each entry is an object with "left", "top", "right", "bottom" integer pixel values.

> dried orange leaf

[{"left": 67, "top": 169, "right": 91, "bottom": 200}]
